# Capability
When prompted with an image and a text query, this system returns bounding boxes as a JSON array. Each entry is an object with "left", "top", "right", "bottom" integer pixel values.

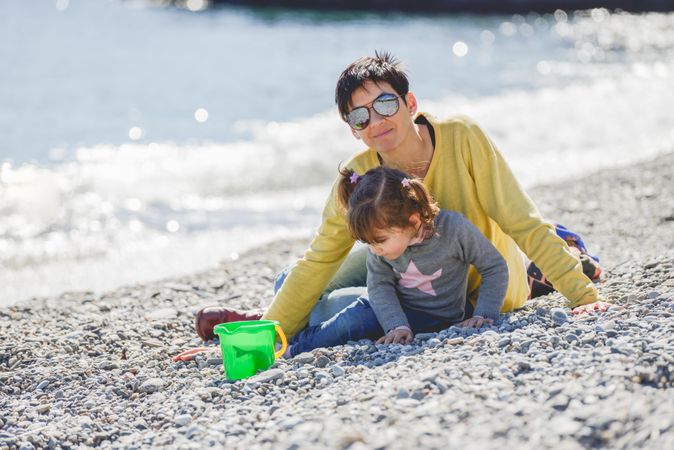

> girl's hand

[
  {"left": 376, "top": 328, "right": 414, "bottom": 344},
  {"left": 457, "top": 315, "right": 493, "bottom": 328}
]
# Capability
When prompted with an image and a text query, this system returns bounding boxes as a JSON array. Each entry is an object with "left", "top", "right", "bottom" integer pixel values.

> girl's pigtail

[
  {"left": 337, "top": 165, "right": 359, "bottom": 211},
  {"left": 407, "top": 178, "right": 440, "bottom": 231}
]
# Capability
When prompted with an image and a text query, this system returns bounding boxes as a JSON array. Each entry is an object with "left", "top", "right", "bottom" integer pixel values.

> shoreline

[
  {"left": 1, "top": 151, "right": 673, "bottom": 449},
  {"left": 205, "top": 1, "right": 674, "bottom": 14},
  {"left": 6, "top": 149, "right": 673, "bottom": 309}
]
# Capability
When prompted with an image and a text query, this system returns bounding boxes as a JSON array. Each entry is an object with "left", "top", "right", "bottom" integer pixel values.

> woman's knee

[
  {"left": 324, "top": 244, "right": 369, "bottom": 293},
  {"left": 308, "top": 286, "right": 368, "bottom": 326},
  {"left": 273, "top": 266, "right": 292, "bottom": 294}
]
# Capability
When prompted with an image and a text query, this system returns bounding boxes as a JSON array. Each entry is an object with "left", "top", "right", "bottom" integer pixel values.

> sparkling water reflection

[{"left": 1, "top": 2, "right": 673, "bottom": 303}]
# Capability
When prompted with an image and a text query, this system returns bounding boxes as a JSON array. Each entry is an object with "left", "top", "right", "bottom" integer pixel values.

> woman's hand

[
  {"left": 376, "top": 327, "right": 414, "bottom": 344},
  {"left": 572, "top": 301, "right": 612, "bottom": 315},
  {"left": 457, "top": 315, "right": 493, "bottom": 328}
]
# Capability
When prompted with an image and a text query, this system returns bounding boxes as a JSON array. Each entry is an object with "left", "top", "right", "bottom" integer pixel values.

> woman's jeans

[
  {"left": 272, "top": 244, "right": 370, "bottom": 327},
  {"left": 273, "top": 244, "right": 455, "bottom": 356}
]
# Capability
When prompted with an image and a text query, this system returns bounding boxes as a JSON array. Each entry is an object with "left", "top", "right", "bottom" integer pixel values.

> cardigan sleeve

[
  {"left": 261, "top": 177, "right": 356, "bottom": 338},
  {"left": 460, "top": 119, "right": 599, "bottom": 308}
]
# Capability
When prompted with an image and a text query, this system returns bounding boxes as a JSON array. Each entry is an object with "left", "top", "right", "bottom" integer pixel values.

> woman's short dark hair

[{"left": 335, "top": 51, "right": 410, "bottom": 121}]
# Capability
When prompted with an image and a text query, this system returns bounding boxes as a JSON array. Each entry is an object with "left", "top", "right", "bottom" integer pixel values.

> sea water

[{"left": 1, "top": 1, "right": 673, "bottom": 304}]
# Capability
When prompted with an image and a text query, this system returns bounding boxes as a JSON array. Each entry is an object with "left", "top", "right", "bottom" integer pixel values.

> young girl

[{"left": 283, "top": 166, "right": 509, "bottom": 357}]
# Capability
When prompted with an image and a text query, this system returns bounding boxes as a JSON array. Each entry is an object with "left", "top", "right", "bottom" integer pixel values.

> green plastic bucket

[{"left": 214, "top": 320, "right": 287, "bottom": 380}]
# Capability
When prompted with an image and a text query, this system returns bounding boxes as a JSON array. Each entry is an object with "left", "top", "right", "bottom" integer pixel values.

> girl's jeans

[{"left": 273, "top": 244, "right": 457, "bottom": 357}]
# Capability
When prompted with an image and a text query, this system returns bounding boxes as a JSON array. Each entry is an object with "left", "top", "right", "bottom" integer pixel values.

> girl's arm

[
  {"left": 366, "top": 250, "right": 411, "bottom": 333},
  {"left": 452, "top": 213, "right": 509, "bottom": 321}
]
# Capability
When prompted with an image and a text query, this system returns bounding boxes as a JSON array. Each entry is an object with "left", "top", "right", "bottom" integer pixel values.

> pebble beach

[{"left": 1, "top": 152, "right": 673, "bottom": 449}]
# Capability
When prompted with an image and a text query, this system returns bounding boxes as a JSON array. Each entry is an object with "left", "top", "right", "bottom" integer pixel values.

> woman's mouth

[{"left": 373, "top": 128, "right": 393, "bottom": 138}]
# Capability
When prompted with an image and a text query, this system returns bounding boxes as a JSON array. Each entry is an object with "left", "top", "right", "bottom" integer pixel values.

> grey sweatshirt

[{"left": 366, "top": 210, "right": 509, "bottom": 332}]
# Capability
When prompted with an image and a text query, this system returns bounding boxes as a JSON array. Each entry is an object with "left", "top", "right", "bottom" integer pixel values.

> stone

[
  {"left": 396, "top": 387, "right": 410, "bottom": 399},
  {"left": 97, "top": 361, "right": 119, "bottom": 370},
  {"left": 138, "top": 378, "right": 165, "bottom": 394},
  {"left": 146, "top": 308, "right": 178, "bottom": 321},
  {"left": 550, "top": 308, "right": 569, "bottom": 325},
  {"left": 535, "top": 307, "right": 548, "bottom": 316},
  {"left": 410, "top": 390, "right": 425, "bottom": 401},
  {"left": 185, "top": 424, "right": 203, "bottom": 439},
  {"left": 330, "top": 365, "right": 345, "bottom": 377},
  {"left": 164, "top": 282, "right": 194, "bottom": 292},
  {"left": 565, "top": 334, "right": 579, "bottom": 343},
  {"left": 420, "top": 370, "right": 439, "bottom": 382},
  {"left": 314, "top": 356, "right": 330, "bottom": 368},
  {"left": 396, "top": 398, "right": 420, "bottom": 407},
  {"left": 481, "top": 330, "right": 499, "bottom": 340},
  {"left": 198, "top": 358, "right": 218, "bottom": 369},
  {"left": 548, "top": 416, "right": 582, "bottom": 434},
  {"left": 293, "top": 352, "right": 315, "bottom": 364},
  {"left": 174, "top": 414, "right": 192, "bottom": 427},
  {"left": 415, "top": 333, "right": 436, "bottom": 341},
  {"left": 36, "top": 404, "right": 50, "bottom": 414},
  {"left": 249, "top": 369, "right": 284, "bottom": 384},
  {"left": 142, "top": 338, "right": 164, "bottom": 348},
  {"left": 65, "top": 331, "right": 84, "bottom": 339},
  {"left": 550, "top": 395, "right": 570, "bottom": 411}
]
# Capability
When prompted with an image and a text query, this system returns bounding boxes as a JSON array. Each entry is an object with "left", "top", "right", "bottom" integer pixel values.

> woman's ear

[
  {"left": 351, "top": 128, "right": 361, "bottom": 140},
  {"left": 405, "top": 92, "right": 418, "bottom": 116}
]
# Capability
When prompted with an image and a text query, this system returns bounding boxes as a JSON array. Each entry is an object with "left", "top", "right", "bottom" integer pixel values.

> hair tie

[
  {"left": 349, "top": 172, "right": 360, "bottom": 184},
  {"left": 401, "top": 177, "right": 410, "bottom": 188}
]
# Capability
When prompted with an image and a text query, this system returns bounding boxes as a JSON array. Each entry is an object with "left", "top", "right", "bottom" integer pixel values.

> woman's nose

[{"left": 368, "top": 109, "right": 386, "bottom": 127}]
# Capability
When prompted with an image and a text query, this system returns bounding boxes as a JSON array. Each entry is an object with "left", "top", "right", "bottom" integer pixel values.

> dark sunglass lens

[
  {"left": 347, "top": 107, "right": 370, "bottom": 130},
  {"left": 373, "top": 95, "right": 399, "bottom": 117}
]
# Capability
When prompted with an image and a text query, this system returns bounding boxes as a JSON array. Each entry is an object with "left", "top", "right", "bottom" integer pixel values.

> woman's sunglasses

[{"left": 345, "top": 93, "right": 402, "bottom": 131}]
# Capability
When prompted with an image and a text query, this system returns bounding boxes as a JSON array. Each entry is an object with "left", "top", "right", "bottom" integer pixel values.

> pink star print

[{"left": 396, "top": 260, "right": 442, "bottom": 296}]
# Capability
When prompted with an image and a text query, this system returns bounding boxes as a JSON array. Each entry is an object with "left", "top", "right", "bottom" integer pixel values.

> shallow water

[{"left": 1, "top": 1, "right": 673, "bottom": 303}]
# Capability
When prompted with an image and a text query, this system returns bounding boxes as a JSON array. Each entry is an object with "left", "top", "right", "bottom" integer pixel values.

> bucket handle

[{"left": 273, "top": 324, "right": 287, "bottom": 359}]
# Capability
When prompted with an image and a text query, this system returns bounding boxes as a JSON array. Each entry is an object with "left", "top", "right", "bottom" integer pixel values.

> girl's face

[{"left": 368, "top": 215, "right": 422, "bottom": 260}]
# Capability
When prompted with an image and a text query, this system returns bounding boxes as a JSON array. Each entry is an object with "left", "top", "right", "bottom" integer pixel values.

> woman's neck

[{"left": 379, "top": 122, "right": 434, "bottom": 179}]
